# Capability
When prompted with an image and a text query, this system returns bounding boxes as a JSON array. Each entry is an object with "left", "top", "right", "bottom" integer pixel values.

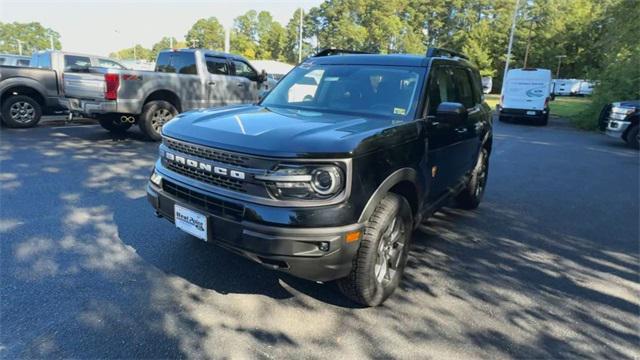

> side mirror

[
  {"left": 258, "top": 69, "right": 268, "bottom": 83},
  {"left": 436, "top": 102, "right": 467, "bottom": 123}
]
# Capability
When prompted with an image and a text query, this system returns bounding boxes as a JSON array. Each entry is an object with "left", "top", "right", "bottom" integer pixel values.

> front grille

[
  {"left": 163, "top": 180, "right": 244, "bottom": 221},
  {"left": 165, "top": 161, "right": 246, "bottom": 193},
  {"left": 164, "top": 137, "right": 250, "bottom": 167}
]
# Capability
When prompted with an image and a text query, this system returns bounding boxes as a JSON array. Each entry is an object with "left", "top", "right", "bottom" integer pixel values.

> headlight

[{"left": 256, "top": 164, "right": 345, "bottom": 200}]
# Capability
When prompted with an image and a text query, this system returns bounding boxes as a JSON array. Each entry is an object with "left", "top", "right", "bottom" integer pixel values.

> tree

[
  {"left": 255, "top": 11, "right": 287, "bottom": 60},
  {"left": 0, "top": 22, "right": 61, "bottom": 54},
  {"left": 230, "top": 11, "right": 258, "bottom": 59},
  {"left": 185, "top": 17, "right": 225, "bottom": 50},
  {"left": 149, "top": 37, "right": 187, "bottom": 60},
  {"left": 109, "top": 44, "right": 152, "bottom": 61}
]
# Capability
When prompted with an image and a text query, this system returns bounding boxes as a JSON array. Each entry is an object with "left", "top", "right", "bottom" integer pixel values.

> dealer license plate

[
  {"left": 526, "top": 111, "right": 536, "bottom": 115},
  {"left": 174, "top": 204, "right": 208, "bottom": 241}
]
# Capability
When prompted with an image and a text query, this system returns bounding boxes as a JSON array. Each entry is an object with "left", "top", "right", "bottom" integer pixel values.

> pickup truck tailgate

[{"left": 63, "top": 72, "right": 105, "bottom": 100}]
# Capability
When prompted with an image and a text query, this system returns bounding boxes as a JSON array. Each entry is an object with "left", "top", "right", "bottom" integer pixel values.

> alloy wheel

[
  {"left": 9, "top": 102, "right": 35, "bottom": 124},
  {"left": 374, "top": 215, "right": 406, "bottom": 284},
  {"left": 150, "top": 108, "right": 173, "bottom": 132}
]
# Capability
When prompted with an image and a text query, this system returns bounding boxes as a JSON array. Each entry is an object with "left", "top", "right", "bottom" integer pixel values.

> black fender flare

[
  {"left": 0, "top": 78, "right": 47, "bottom": 106},
  {"left": 357, "top": 168, "right": 417, "bottom": 223}
]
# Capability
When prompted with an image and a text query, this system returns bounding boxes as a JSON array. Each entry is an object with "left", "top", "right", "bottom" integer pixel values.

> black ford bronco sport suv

[{"left": 147, "top": 48, "right": 493, "bottom": 306}]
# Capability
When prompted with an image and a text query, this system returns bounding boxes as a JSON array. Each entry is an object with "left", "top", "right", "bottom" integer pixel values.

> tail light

[{"left": 104, "top": 73, "right": 119, "bottom": 100}]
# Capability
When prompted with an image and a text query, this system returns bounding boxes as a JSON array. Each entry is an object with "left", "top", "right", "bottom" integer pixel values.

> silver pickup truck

[{"left": 62, "top": 49, "right": 275, "bottom": 141}]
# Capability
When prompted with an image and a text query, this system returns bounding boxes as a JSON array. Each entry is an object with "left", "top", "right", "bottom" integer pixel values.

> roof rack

[
  {"left": 426, "top": 47, "right": 468, "bottom": 60},
  {"left": 312, "top": 48, "right": 373, "bottom": 57}
]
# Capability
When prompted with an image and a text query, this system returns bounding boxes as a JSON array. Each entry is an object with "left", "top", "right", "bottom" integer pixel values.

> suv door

[
  {"left": 231, "top": 60, "right": 260, "bottom": 103},
  {"left": 204, "top": 55, "right": 233, "bottom": 107},
  {"left": 425, "top": 64, "right": 469, "bottom": 201},
  {"left": 451, "top": 67, "right": 483, "bottom": 173}
]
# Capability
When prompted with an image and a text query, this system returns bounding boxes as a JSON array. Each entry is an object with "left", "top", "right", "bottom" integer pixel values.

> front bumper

[
  {"left": 499, "top": 107, "right": 548, "bottom": 120},
  {"left": 605, "top": 120, "right": 630, "bottom": 139},
  {"left": 59, "top": 97, "right": 117, "bottom": 117},
  {"left": 146, "top": 178, "right": 363, "bottom": 282}
]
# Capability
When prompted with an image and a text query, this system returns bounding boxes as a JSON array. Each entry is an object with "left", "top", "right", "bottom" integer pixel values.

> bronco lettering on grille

[{"left": 165, "top": 152, "right": 246, "bottom": 180}]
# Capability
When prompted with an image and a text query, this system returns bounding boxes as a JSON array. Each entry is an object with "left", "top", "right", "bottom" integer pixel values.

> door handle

[
  {"left": 237, "top": 83, "right": 245, "bottom": 87},
  {"left": 208, "top": 81, "right": 216, "bottom": 86},
  {"left": 454, "top": 128, "right": 468, "bottom": 134}
]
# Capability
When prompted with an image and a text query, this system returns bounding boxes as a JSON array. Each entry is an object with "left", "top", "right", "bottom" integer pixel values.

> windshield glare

[{"left": 261, "top": 64, "right": 424, "bottom": 119}]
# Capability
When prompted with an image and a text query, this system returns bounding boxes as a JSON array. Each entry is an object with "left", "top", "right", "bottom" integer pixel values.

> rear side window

[
  {"left": 233, "top": 60, "right": 257, "bottom": 81},
  {"left": 452, "top": 68, "right": 475, "bottom": 108},
  {"left": 97, "top": 58, "right": 125, "bottom": 70},
  {"left": 16, "top": 59, "right": 30, "bottom": 66},
  {"left": 64, "top": 55, "right": 91, "bottom": 70},
  {"left": 205, "top": 56, "right": 229, "bottom": 75},
  {"left": 156, "top": 52, "right": 197, "bottom": 75}
]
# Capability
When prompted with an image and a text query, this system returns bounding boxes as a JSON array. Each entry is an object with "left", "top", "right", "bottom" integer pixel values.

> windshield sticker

[
  {"left": 393, "top": 107, "right": 407, "bottom": 115},
  {"left": 324, "top": 77, "right": 340, "bottom": 82}
]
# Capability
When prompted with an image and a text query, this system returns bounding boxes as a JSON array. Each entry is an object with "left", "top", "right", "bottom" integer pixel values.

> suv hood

[{"left": 162, "top": 105, "right": 417, "bottom": 158}]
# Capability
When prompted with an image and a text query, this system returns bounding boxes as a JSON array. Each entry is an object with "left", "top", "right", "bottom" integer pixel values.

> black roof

[{"left": 305, "top": 52, "right": 474, "bottom": 68}]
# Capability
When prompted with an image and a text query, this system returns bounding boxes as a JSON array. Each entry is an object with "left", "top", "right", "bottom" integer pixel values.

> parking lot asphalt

[{"left": 1, "top": 116, "right": 638, "bottom": 359}]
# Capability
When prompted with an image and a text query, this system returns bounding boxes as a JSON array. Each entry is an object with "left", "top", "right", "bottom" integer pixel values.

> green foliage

[
  {"left": 0, "top": 22, "right": 61, "bottom": 54},
  {"left": 185, "top": 17, "right": 225, "bottom": 50},
  {"left": 108, "top": 44, "right": 152, "bottom": 61},
  {"left": 151, "top": 37, "right": 185, "bottom": 60},
  {"left": 580, "top": 0, "right": 640, "bottom": 130}
]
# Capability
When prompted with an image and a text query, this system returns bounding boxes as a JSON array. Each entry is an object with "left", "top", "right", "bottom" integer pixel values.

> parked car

[
  {"left": 498, "top": 68, "right": 552, "bottom": 125},
  {"left": 552, "top": 78, "right": 582, "bottom": 96},
  {"left": 61, "top": 49, "right": 277, "bottom": 141},
  {"left": 603, "top": 100, "right": 639, "bottom": 149},
  {"left": 481, "top": 76, "right": 492, "bottom": 94},
  {"left": 0, "top": 51, "right": 127, "bottom": 128},
  {"left": 0, "top": 54, "right": 30, "bottom": 67},
  {"left": 146, "top": 47, "right": 493, "bottom": 306},
  {"left": 30, "top": 50, "right": 126, "bottom": 71},
  {"left": 577, "top": 80, "right": 595, "bottom": 96}
]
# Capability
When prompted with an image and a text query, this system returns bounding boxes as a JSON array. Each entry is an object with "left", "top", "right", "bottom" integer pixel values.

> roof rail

[
  {"left": 426, "top": 47, "right": 468, "bottom": 60},
  {"left": 312, "top": 48, "right": 372, "bottom": 57}
]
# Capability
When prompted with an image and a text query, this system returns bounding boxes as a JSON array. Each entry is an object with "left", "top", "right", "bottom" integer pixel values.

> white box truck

[{"left": 498, "top": 68, "right": 552, "bottom": 126}]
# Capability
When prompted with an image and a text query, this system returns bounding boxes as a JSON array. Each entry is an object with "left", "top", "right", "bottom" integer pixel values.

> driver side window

[{"left": 427, "top": 66, "right": 457, "bottom": 116}]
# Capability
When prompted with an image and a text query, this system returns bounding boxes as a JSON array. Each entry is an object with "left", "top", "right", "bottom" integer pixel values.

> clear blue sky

[{"left": 0, "top": 0, "right": 322, "bottom": 56}]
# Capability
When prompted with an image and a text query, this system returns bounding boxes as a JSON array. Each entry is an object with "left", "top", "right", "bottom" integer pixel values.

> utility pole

[
  {"left": 17, "top": 40, "right": 22, "bottom": 55},
  {"left": 170, "top": 37, "right": 173, "bottom": 49},
  {"left": 133, "top": 45, "right": 137, "bottom": 60},
  {"left": 298, "top": 8, "right": 303, "bottom": 63},
  {"left": 523, "top": 16, "right": 535, "bottom": 68},
  {"left": 555, "top": 55, "right": 567, "bottom": 78},
  {"left": 49, "top": 34, "right": 54, "bottom": 50},
  {"left": 501, "top": 0, "right": 521, "bottom": 93},
  {"left": 224, "top": 28, "right": 230, "bottom": 53}
]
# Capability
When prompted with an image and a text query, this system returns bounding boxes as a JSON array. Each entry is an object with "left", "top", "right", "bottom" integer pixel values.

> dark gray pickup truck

[{"left": 0, "top": 65, "right": 62, "bottom": 128}]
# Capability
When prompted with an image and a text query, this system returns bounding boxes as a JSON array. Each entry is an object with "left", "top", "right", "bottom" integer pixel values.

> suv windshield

[{"left": 262, "top": 64, "right": 425, "bottom": 119}]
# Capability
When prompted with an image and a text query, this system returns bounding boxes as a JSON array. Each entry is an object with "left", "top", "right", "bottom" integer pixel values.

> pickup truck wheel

[
  {"left": 98, "top": 115, "right": 133, "bottom": 133},
  {"left": 139, "top": 100, "right": 178, "bottom": 141},
  {"left": 456, "top": 148, "right": 489, "bottom": 210},
  {"left": 625, "top": 125, "right": 639, "bottom": 150},
  {"left": 337, "top": 193, "right": 413, "bottom": 307},
  {"left": 1, "top": 95, "right": 42, "bottom": 128}
]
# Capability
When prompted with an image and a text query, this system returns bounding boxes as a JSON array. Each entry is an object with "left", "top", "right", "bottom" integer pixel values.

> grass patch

[{"left": 484, "top": 94, "right": 594, "bottom": 129}]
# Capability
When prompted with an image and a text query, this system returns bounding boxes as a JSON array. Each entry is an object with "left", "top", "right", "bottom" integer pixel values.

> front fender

[{"left": 357, "top": 168, "right": 417, "bottom": 223}]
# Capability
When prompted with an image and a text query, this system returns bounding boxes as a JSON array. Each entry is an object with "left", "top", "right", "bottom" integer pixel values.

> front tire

[
  {"left": 97, "top": 114, "right": 133, "bottom": 133},
  {"left": 337, "top": 193, "right": 413, "bottom": 307},
  {"left": 456, "top": 147, "right": 489, "bottom": 209},
  {"left": 138, "top": 100, "right": 178, "bottom": 141},
  {"left": 625, "top": 125, "right": 639, "bottom": 150},
  {"left": 1, "top": 95, "right": 42, "bottom": 128}
]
